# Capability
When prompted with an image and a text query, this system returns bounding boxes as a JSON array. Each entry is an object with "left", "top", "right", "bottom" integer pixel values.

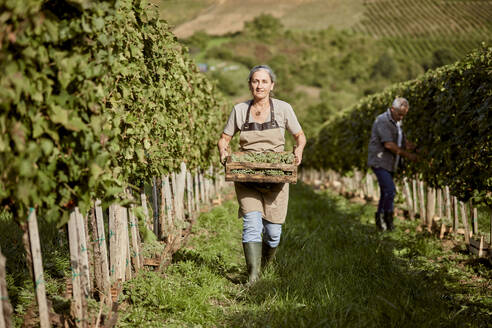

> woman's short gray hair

[
  {"left": 392, "top": 97, "right": 409, "bottom": 110},
  {"left": 248, "top": 65, "right": 276, "bottom": 83}
]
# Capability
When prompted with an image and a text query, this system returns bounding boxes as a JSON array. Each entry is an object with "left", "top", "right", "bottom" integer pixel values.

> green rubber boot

[
  {"left": 243, "top": 242, "right": 262, "bottom": 284},
  {"left": 261, "top": 242, "right": 277, "bottom": 269}
]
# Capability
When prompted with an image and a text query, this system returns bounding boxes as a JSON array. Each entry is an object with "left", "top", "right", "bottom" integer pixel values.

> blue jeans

[
  {"left": 242, "top": 211, "right": 282, "bottom": 247},
  {"left": 372, "top": 167, "right": 396, "bottom": 214}
]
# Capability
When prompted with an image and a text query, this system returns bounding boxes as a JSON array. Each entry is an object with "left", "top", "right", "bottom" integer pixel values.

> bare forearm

[
  {"left": 217, "top": 136, "right": 230, "bottom": 153},
  {"left": 294, "top": 131, "right": 306, "bottom": 151},
  {"left": 293, "top": 131, "right": 306, "bottom": 165},
  {"left": 218, "top": 133, "right": 232, "bottom": 163},
  {"left": 384, "top": 142, "right": 415, "bottom": 160}
]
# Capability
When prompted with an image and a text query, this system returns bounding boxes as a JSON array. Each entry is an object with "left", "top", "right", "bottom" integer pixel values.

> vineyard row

[
  {"left": 304, "top": 46, "right": 492, "bottom": 207},
  {"left": 300, "top": 169, "right": 492, "bottom": 260},
  {"left": 0, "top": 0, "right": 229, "bottom": 225},
  {"left": 355, "top": 0, "right": 492, "bottom": 39},
  {"left": 0, "top": 162, "right": 227, "bottom": 327}
]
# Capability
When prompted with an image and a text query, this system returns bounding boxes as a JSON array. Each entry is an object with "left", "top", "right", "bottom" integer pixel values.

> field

[
  {"left": 155, "top": 0, "right": 492, "bottom": 60},
  {"left": 353, "top": 0, "right": 492, "bottom": 60}
]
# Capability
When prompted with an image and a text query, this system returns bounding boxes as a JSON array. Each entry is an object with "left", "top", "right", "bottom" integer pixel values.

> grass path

[{"left": 118, "top": 183, "right": 491, "bottom": 327}]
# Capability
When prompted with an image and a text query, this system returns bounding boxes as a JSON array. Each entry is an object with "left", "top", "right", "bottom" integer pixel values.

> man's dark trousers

[{"left": 372, "top": 167, "right": 396, "bottom": 214}]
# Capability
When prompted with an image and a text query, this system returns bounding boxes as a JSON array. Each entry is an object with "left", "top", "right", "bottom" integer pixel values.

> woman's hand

[
  {"left": 293, "top": 131, "right": 306, "bottom": 166},
  {"left": 294, "top": 147, "right": 303, "bottom": 166},
  {"left": 217, "top": 133, "right": 232, "bottom": 166},
  {"left": 220, "top": 149, "right": 229, "bottom": 165}
]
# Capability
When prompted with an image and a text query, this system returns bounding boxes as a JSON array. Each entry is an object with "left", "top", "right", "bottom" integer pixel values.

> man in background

[{"left": 367, "top": 97, "right": 417, "bottom": 231}]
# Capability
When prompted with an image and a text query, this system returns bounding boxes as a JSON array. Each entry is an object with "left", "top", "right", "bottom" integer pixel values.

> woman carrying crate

[{"left": 217, "top": 65, "right": 306, "bottom": 284}]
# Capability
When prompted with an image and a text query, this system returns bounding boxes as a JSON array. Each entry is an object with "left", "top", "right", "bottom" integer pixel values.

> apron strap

[
  {"left": 244, "top": 100, "right": 253, "bottom": 125},
  {"left": 242, "top": 98, "right": 278, "bottom": 131}
]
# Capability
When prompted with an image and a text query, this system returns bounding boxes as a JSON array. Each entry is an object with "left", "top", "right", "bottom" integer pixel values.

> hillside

[
  {"left": 155, "top": 0, "right": 366, "bottom": 38},
  {"left": 154, "top": 0, "right": 491, "bottom": 60}
]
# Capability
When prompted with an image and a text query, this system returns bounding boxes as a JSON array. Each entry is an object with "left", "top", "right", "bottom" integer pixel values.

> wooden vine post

[
  {"left": 444, "top": 187, "right": 451, "bottom": 226},
  {"left": 140, "top": 192, "right": 152, "bottom": 232},
  {"left": 417, "top": 178, "right": 426, "bottom": 226},
  {"left": 212, "top": 170, "right": 220, "bottom": 195},
  {"left": 83, "top": 209, "right": 94, "bottom": 297},
  {"left": 88, "top": 208, "right": 102, "bottom": 301},
  {"left": 412, "top": 179, "right": 418, "bottom": 215},
  {"left": 460, "top": 202, "right": 471, "bottom": 245},
  {"left": 208, "top": 166, "right": 215, "bottom": 200},
  {"left": 177, "top": 162, "right": 187, "bottom": 222},
  {"left": 453, "top": 196, "right": 459, "bottom": 230},
  {"left": 109, "top": 204, "right": 128, "bottom": 284},
  {"left": 426, "top": 187, "right": 436, "bottom": 229},
  {"left": 437, "top": 189, "right": 443, "bottom": 219},
  {"left": 68, "top": 209, "right": 83, "bottom": 327},
  {"left": 26, "top": 208, "right": 51, "bottom": 328},
  {"left": 127, "top": 191, "right": 142, "bottom": 272},
  {"left": 159, "top": 177, "right": 167, "bottom": 239},
  {"left": 0, "top": 246, "right": 13, "bottom": 328},
  {"left": 75, "top": 208, "right": 90, "bottom": 299},
  {"left": 469, "top": 200, "right": 478, "bottom": 235},
  {"left": 151, "top": 177, "right": 159, "bottom": 235},
  {"left": 403, "top": 178, "right": 414, "bottom": 220},
  {"left": 186, "top": 171, "right": 194, "bottom": 219},
  {"left": 94, "top": 200, "right": 111, "bottom": 305},
  {"left": 199, "top": 169, "right": 206, "bottom": 204},
  {"left": 194, "top": 172, "right": 200, "bottom": 211},
  {"left": 125, "top": 224, "right": 132, "bottom": 281},
  {"left": 170, "top": 173, "right": 179, "bottom": 227},
  {"left": 171, "top": 172, "right": 181, "bottom": 232},
  {"left": 162, "top": 175, "right": 174, "bottom": 240}
]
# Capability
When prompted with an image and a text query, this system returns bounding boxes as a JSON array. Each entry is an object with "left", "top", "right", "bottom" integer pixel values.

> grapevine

[
  {"left": 303, "top": 45, "right": 492, "bottom": 206},
  {"left": 0, "top": 0, "right": 229, "bottom": 224}
]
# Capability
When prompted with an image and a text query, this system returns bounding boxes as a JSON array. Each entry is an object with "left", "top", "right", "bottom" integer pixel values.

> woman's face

[{"left": 249, "top": 70, "right": 274, "bottom": 100}]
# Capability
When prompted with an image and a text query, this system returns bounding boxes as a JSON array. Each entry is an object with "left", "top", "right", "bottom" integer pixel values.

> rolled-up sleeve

[
  {"left": 223, "top": 107, "right": 237, "bottom": 136},
  {"left": 284, "top": 104, "right": 302, "bottom": 135},
  {"left": 376, "top": 119, "right": 393, "bottom": 143}
]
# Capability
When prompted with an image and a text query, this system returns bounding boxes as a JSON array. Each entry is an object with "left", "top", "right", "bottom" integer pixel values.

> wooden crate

[{"left": 225, "top": 151, "right": 297, "bottom": 184}]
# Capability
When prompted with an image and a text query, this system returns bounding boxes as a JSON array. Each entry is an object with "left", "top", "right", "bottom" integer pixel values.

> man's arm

[
  {"left": 384, "top": 142, "right": 417, "bottom": 161},
  {"left": 293, "top": 131, "right": 306, "bottom": 166},
  {"left": 217, "top": 133, "right": 232, "bottom": 164}
]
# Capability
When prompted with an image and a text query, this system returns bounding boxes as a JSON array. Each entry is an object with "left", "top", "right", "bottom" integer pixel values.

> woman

[{"left": 217, "top": 65, "right": 306, "bottom": 283}]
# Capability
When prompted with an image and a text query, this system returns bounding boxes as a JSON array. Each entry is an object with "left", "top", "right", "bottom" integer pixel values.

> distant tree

[
  {"left": 183, "top": 31, "right": 211, "bottom": 53},
  {"left": 244, "top": 14, "right": 283, "bottom": 40},
  {"left": 372, "top": 52, "right": 398, "bottom": 79}
]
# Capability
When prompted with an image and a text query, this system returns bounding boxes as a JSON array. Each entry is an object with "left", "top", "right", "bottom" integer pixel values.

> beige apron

[{"left": 234, "top": 99, "right": 290, "bottom": 224}]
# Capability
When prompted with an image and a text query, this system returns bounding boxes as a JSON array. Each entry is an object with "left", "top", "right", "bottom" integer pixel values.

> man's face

[{"left": 390, "top": 105, "right": 408, "bottom": 122}]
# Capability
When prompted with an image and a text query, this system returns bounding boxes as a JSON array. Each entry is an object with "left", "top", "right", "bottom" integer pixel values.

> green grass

[{"left": 119, "top": 184, "right": 492, "bottom": 327}]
